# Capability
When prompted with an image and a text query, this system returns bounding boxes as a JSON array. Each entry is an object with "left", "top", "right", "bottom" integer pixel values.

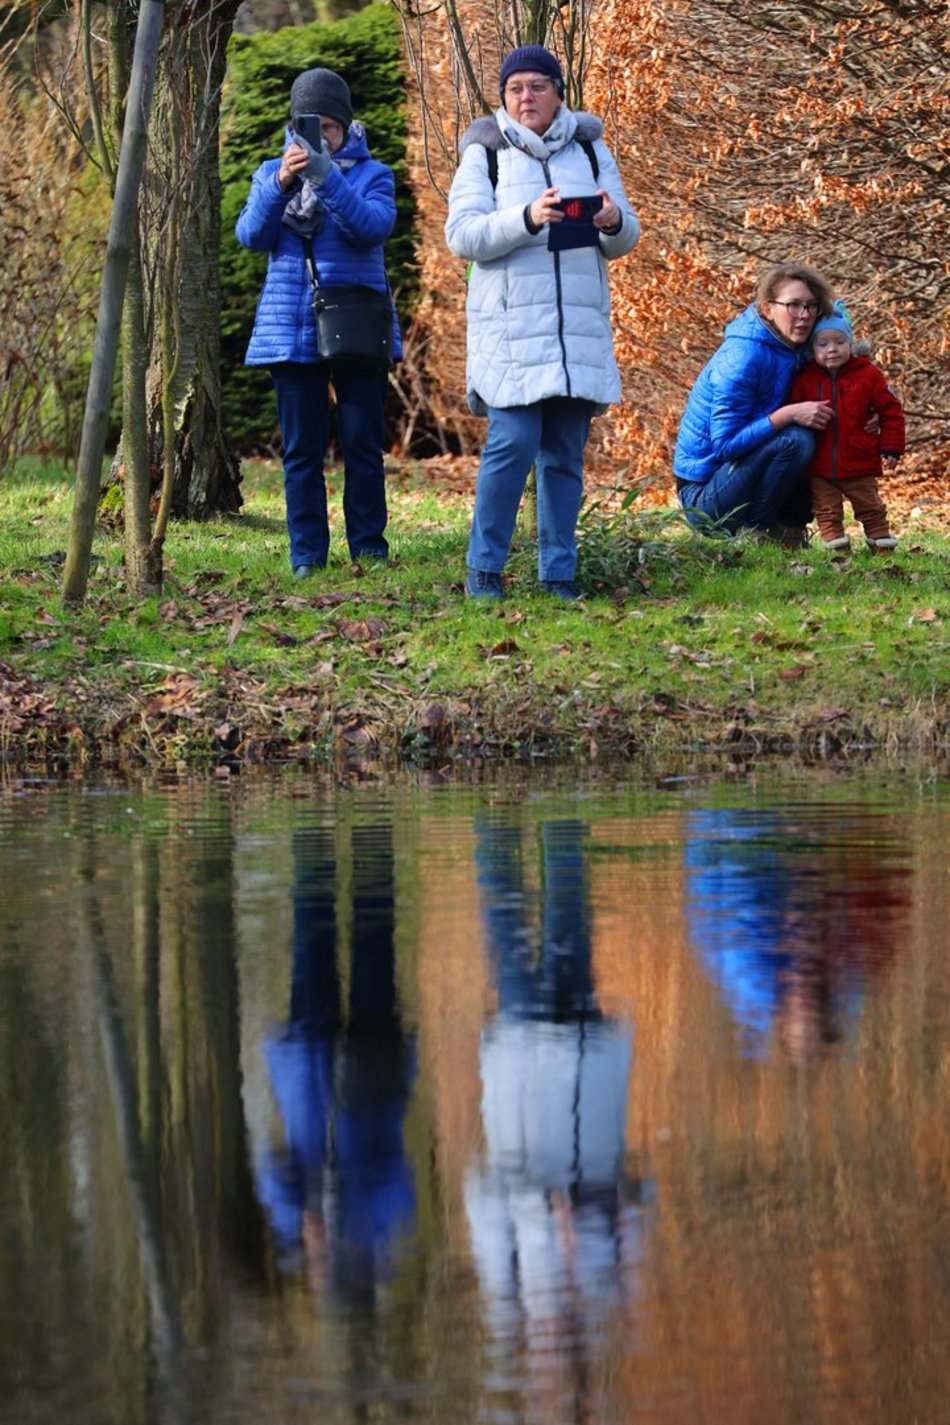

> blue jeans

[
  {"left": 678, "top": 427, "right": 815, "bottom": 534},
  {"left": 468, "top": 399, "right": 594, "bottom": 581},
  {"left": 272, "top": 362, "right": 389, "bottom": 569}
]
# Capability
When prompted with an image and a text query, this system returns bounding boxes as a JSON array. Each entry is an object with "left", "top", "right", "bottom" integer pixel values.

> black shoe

[
  {"left": 293, "top": 562, "right": 325, "bottom": 580},
  {"left": 766, "top": 522, "right": 810, "bottom": 549},
  {"left": 541, "top": 579, "right": 581, "bottom": 601},
  {"left": 465, "top": 568, "right": 504, "bottom": 600},
  {"left": 352, "top": 547, "right": 389, "bottom": 564}
]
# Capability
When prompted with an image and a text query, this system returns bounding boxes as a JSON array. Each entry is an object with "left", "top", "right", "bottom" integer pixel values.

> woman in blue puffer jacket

[
  {"left": 673, "top": 263, "right": 836, "bottom": 546},
  {"left": 236, "top": 67, "right": 400, "bottom": 577}
]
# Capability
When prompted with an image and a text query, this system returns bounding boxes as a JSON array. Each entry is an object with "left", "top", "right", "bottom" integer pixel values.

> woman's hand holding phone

[
  {"left": 291, "top": 113, "right": 332, "bottom": 184},
  {"left": 547, "top": 191, "right": 605, "bottom": 250}
]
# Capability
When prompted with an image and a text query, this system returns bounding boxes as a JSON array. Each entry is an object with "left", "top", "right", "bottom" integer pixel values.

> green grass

[{"left": 1, "top": 457, "right": 948, "bottom": 769}]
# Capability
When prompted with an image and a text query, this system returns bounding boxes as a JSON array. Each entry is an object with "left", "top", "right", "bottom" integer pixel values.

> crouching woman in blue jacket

[
  {"left": 236, "top": 68, "right": 400, "bottom": 577},
  {"left": 673, "top": 262, "right": 836, "bottom": 546}
]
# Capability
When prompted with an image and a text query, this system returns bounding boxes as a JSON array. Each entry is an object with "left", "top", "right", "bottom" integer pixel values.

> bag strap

[
  {"left": 300, "top": 235, "right": 394, "bottom": 301},
  {"left": 301, "top": 235, "right": 319, "bottom": 291}
]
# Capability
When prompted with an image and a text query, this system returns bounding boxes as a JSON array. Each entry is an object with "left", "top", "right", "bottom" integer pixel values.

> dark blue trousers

[
  {"left": 271, "top": 362, "right": 389, "bottom": 570},
  {"left": 679, "top": 427, "right": 815, "bottom": 534}
]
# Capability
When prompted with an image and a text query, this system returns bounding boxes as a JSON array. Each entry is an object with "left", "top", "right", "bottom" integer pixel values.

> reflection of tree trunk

[
  {"left": 159, "top": 817, "right": 269, "bottom": 1293},
  {"left": 132, "top": 838, "right": 164, "bottom": 1194},
  {"left": 186, "top": 840, "right": 271, "bottom": 1279},
  {"left": 78, "top": 859, "right": 190, "bottom": 1425}
]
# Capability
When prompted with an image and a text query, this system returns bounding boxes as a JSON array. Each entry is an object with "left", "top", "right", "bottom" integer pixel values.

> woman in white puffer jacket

[{"left": 445, "top": 45, "right": 640, "bottom": 601}]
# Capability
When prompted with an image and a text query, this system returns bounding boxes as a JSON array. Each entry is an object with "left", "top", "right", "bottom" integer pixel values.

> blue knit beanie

[
  {"left": 499, "top": 45, "right": 564, "bottom": 96},
  {"left": 812, "top": 300, "right": 853, "bottom": 342}
]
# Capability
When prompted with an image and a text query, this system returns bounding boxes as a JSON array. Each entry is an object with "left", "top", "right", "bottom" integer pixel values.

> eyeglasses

[
  {"left": 770, "top": 299, "right": 820, "bottom": 316},
  {"left": 504, "top": 80, "right": 554, "bottom": 98}
]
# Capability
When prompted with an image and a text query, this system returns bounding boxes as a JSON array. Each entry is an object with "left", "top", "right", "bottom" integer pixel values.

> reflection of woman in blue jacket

[
  {"left": 673, "top": 263, "right": 836, "bottom": 543},
  {"left": 236, "top": 67, "right": 400, "bottom": 577},
  {"left": 685, "top": 807, "right": 909, "bottom": 1060},
  {"left": 257, "top": 823, "right": 416, "bottom": 1300}
]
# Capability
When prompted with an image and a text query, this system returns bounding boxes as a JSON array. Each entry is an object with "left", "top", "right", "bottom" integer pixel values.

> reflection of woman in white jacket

[
  {"left": 445, "top": 44, "right": 640, "bottom": 602},
  {"left": 464, "top": 819, "right": 642, "bottom": 1365}
]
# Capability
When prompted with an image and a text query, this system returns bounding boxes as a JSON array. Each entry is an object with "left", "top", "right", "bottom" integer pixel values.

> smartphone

[
  {"left": 294, "top": 113, "right": 322, "bottom": 144},
  {"left": 548, "top": 193, "right": 604, "bottom": 251},
  {"left": 555, "top": 194, "right": 604, "bottom": 222}
]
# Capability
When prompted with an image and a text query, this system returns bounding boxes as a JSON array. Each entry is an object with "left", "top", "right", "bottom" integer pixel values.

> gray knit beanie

[{"left": 290, "top": 68, "right": 353, "bottom": 129}]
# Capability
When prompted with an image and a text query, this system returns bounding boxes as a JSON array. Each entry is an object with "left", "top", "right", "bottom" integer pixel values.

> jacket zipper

[
  {"left": 829, "top": 373, "right": 839, "bottom": 478},
  {"left": 542, "top": 159, "right": 572, "bottom": 397}
]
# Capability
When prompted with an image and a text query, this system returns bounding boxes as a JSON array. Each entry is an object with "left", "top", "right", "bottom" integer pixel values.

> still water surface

[{"left": 1, "top": 769, "right": 948, "bottom": 1425}]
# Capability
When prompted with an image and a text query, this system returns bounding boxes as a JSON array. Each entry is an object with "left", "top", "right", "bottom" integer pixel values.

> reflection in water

[
  {"left": 684, "top": 808, "right": 911, "bottom": 1059},
  {"left": 1, "top": 779, "right": 948, "bottom": 1425},
  {"left": 255, "top": 822, "right": 416, "bottom": 1301},
  {"left": 465, "top": 818, "right": 642, "bottom": 1406}
]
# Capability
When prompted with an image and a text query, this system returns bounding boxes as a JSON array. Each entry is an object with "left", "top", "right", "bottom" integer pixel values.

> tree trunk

[
  {"left": 140, "top": 0, "right": 243, "bottom": 521},
  {"left": 63, "top": 0, "right": 165, "bottom": 605},
  {"left": 123, "top": 224, "right": 163, "bottom": 596}
]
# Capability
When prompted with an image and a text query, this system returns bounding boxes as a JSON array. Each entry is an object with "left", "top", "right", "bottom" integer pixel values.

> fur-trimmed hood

[{"left": 459, "top": 110, "right": 604, "bottom": 156}]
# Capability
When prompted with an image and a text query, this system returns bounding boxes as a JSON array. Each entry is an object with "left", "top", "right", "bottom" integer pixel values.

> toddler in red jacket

[{"left": 790, "top": 304, "right": 904, "bottom": 552}]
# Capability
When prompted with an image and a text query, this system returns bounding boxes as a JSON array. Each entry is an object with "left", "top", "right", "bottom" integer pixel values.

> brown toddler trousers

[{"left": 808, "top": 473, "right": 892, "bottom": 542}]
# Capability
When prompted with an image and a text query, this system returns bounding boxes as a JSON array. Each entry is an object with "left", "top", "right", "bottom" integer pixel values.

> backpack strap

[
  {"left": 483, "top": 136, "right": 599, "bottom": 189},
  {"left": 579, "top": 137, "right": 600, "bottom": 182}
]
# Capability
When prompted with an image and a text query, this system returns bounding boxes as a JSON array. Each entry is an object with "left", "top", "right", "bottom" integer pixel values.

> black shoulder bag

[{"left": 302, "top": 237, "right": 394, "bottom": 372}]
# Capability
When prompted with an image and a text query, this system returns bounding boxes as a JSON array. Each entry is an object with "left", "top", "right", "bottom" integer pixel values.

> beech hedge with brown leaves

[{"left": 402, "top": 0, "right": 949, "bottom": 491}]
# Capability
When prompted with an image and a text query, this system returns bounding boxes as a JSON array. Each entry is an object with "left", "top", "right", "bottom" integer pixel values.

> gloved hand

[{"left": 297, "top": 134, "right": 331, "bottom": 185}]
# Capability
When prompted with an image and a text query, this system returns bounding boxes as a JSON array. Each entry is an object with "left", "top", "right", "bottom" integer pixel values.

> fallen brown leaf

[
  {"left": 334, "top": 618, "right": 388, "bottom": 642},
  {"left": 156, "top": 672, "right": 200, "bottom": 694},
  {"left": 648, "top": 695, "right": 690, "bottom": 720},
  {"left": 258, "top": 622, "right": 298, "bottom": 647},
  {"left": 803, "top": 707, "right": 850, "bottom": 726},
  {"left": 419, "top": 703, "right": 449, "bottom": 730}
]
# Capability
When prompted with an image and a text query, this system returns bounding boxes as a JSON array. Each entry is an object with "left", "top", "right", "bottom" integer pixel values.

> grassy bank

[{"left": 1, "top": 458, "right": 948, "bottom": 773}]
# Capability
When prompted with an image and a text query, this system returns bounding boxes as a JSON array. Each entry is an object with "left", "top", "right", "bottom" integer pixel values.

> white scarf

[{"left": 493, "top": 103, "right": 579, "bottom": 162}]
